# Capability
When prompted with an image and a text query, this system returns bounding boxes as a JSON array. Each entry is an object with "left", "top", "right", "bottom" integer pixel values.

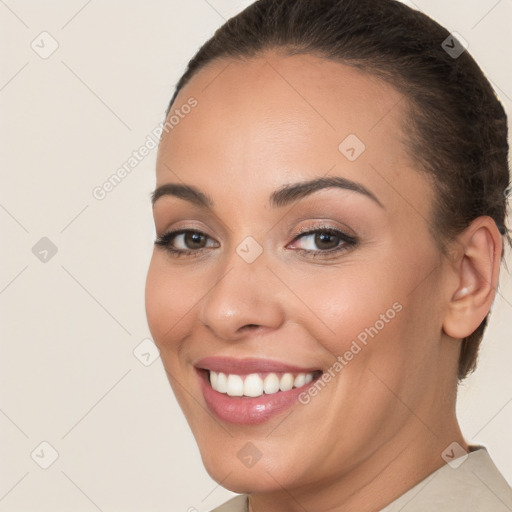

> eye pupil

[
  {"left": 315, "top": 232, "right": 339, "bottom": 250},
  {"left": 185, "top": 232, "right": 206, "bottom": 249}
]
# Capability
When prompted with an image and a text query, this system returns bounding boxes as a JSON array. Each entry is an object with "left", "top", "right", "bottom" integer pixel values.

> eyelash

[{"left": 154, "top": 225, "right": 358, "bottom": 259}]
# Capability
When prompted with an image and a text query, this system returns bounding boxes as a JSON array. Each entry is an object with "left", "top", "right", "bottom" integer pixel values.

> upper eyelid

[
  {"left": 161, "top": 224, "right": 349, "bottom": 237},
  {"left": 292, "top": 226, "right": 350, "bottom": 237},
  {"left": 160, "top": 229, "right": 219, "bottom": 245}
]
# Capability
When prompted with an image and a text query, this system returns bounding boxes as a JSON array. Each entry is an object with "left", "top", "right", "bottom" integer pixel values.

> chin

[{"left": 199, "top": 445, "right": 297, "bottom": 494}]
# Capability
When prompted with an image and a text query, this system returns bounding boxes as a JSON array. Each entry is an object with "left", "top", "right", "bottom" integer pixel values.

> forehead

[{"left": 156, "top": 52, "right": 432, "bottom": 217}]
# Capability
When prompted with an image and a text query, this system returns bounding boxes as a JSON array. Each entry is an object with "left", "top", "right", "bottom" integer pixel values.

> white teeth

[
  {"left": 209, "top": 370, "right": 317, "bottom": 397},
  {"left": 226, "top": 374, "right": 244, "bottom": 396},
  {"left": 263, "top": 373, "right": 280, "bottom": 394},
  {"left": 244, "top": 374, "right": 264, "bottom": 397},
  {"left": 216, "top": 372, "right": 227, "bottom": 393},
  {"left": 279, "top": 373, "right": 294, "bottom": 391},
  {"left": 294, "top": 373, "right": 306, "bottom": 388}
]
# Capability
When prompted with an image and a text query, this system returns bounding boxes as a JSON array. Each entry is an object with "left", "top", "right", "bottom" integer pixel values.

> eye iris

[
  {"left": 315, "top": 232, "right": 339, "bottom": 250},
  {"left": 185, "top": 232, "right": 206, "bottom": 249}
]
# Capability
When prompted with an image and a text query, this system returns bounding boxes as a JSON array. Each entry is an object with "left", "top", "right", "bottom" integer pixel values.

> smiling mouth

[
  {"left": 205, "top": 370, "right": 323, "bottom": 398},
  {"left": 195, "top": 358, "right": 324, "bottom": 424}
]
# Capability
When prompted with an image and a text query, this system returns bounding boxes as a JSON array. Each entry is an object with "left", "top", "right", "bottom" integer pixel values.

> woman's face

[{"left": 146, "top": 53, "right": 458, "bottom": 494}]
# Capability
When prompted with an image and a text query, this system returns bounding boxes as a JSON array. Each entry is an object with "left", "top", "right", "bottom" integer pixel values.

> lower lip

[{"left": 198, "top": 371, "right": 316, "bottom": 425}]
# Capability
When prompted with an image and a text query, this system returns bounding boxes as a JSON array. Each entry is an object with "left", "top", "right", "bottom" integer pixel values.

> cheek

[
  {"left": 145, "top": 254, "right": 198, "bottom": 351},
  {"left": 288, "top": 263, "right": 403, "bottom": 352},
  {"left": 289, "top": 251, "right": 438, "bottom": 378}
]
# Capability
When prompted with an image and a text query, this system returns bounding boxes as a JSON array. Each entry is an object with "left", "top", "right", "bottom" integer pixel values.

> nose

[{"left": 198, "top": 249, "right": 286, "bottom": 341}]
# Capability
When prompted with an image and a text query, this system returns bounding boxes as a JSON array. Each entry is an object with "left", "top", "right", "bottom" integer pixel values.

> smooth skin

[{"left": 145, "top": 52, "right": 502, "bottom": 512}]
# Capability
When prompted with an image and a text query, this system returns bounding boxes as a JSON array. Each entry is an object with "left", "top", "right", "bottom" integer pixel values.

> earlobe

[{"left": 443, "top": 217, "right": 502, "bottom": 339}]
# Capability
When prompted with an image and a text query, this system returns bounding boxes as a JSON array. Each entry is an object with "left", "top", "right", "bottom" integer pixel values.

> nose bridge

[{"left": 198, "top": 239, "right": 285, "bottom": 339}]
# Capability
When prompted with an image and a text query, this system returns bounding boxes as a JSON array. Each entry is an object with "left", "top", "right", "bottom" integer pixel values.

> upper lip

[{"left": 195, "top": 356, "right": 321, "bottom": 375}]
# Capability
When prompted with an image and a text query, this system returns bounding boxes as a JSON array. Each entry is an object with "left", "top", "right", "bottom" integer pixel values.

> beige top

[{"left": 211, "top": 447, "right": 512, "bottom": 511}]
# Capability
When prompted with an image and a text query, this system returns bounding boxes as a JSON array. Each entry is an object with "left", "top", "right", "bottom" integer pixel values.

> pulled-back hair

[{"left": 166, "top": 0, "right": 510, "bottom": 381}]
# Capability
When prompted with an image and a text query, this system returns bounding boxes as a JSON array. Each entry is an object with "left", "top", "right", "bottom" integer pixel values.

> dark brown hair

[{"left": 165, "top": 0, "right": 510, "bottom": 380}]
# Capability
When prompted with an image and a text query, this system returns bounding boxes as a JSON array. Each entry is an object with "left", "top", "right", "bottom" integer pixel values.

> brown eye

[
  {"left": 287, "top": 227, "right": 358, "bottom": 258},
  {"left": 155, "top": 230, "right": 219, "bottom": 256},
  {"left": 184, "top": 232, "right": 207, "bottom": 249},
  {"left": 314, "top": 232, "right": 340, "bottom": 251}
]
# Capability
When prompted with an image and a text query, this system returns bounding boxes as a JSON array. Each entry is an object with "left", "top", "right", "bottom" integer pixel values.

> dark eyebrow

[
  {"left": 151, "top": 176, "right": 383, "bottom": 209},
  {"left": 151, "top": 183, "right": 213, "bottom": 208},
  {"left": 270, "top": 177, "right": 384, "bottom": 209}
]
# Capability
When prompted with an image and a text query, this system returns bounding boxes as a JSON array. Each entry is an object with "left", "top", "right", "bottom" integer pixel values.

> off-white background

[{"left": 0, "top": 1, "right": 510, "bottom": 511}]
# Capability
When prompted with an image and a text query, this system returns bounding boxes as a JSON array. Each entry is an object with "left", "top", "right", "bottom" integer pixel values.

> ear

[{"left": 443, "top": 216, "right": 503, "bottom": 339}]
